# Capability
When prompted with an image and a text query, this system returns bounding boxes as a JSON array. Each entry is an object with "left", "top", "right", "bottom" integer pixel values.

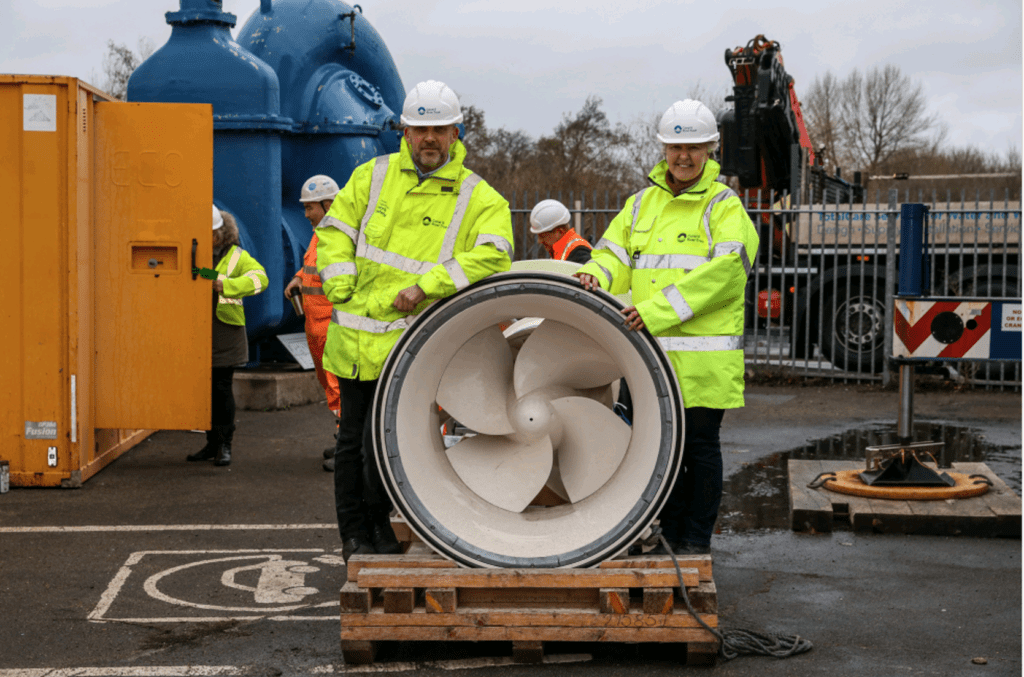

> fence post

[{"left": 882, "top": 188, "right": 899, "bottom": 387}]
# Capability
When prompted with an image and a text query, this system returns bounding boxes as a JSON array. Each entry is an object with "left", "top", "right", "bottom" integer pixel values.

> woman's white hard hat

[
  {"left": 529, "top": 199, "right": 571, "bottom": 234},
  {"left": 656, "top": 99, "right": 720, "bottom": 144},
  {"left": 212, "top": 204, "right": 224, "bottom": 231}
]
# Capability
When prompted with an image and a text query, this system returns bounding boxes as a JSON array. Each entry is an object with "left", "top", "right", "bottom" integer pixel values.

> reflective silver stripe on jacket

[
  {"left": 661, "top": 285, "right": 694, "bottom": 323},
  {"left": 320, "top": 216, "right": 359, "bottom": 244},
  {"left": 439, "top": 174, "right": 481, "bottom": 261},
  {"left": 596, "top": 238, "right": 632, "bottom": 269},
  {"left": 225, "top": 247, "right": 242, "bottom": 277},
  {"left": 443, "top": 258, "right": 471, "bottom": 290},
  {"left": 243, "top": 270, "right": 264, "bottom": 293},
  {"left": 474, "top": 233, "right": 513, "bottom": 257},
  {"left": 303, "top": 265, "right": 319, "bottom": 275},
  {"left": 701, "top": 188, "right": 738, "bottom": 256},
  {"left": 362, "top": 244, "right": 434, "bottom": 275},
  {"left": 629, "top": 188, "right": 649, "bottom": 235},
  {"left": 218, "top": 296, "right": 242, "bottom": 306},
  {"left": 356, "top": 155, "right": 392, "bottom": 259},
  {"left": 320, "top": 261, "right": 357, "bottom": 282},
  {"left": 635, "top": 253, "right": 709, "bottom": 271},
  {"left": 331, "top": 309, "right": 411, "bottom": 334},
  {"left": 712, "top": 241, "right": 752, "bottom": 277},
  {"left": 658, "top": 335, "right": 743, "bottom": 351},
  {"left": 593, "top": 262, "right": 614, "bottom": 287},
  {"left": 301, "top": 286, "right": 325, "bottom": 296}
]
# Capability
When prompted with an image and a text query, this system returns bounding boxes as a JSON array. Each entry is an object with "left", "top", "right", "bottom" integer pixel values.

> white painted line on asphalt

[
  {"left": 0, "top": 668, "right": 244, "bottom": 677},
  {"left": 0, "top": 524, "right": 335, "bottom": 533},
  {"left": 0, "top": 656, "right": 592, "bottom": 677}
]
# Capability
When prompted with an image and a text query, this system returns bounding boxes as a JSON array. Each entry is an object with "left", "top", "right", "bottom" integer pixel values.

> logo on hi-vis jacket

[
  {"left": 421, "top": 216, "right": 446, "bottom": 228},
  {"left": 375, "top": 200, "right": 389, "bottom": 217},
  {"left": 677, "top": 232, "right": 699, "bottom": 243}
]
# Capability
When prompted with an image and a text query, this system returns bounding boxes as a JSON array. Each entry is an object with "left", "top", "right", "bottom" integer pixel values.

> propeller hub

[{"left": 510, "top": 392, "right": 559, "bottom": 442}]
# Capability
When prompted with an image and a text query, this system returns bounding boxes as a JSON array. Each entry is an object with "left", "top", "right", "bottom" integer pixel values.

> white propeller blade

[
  {"left": 446, "top": 434, "right": 553, "bottom": 513},
  {"left": 549, "top": 396, "right": 631, "bottom": 503},
  {"left": 513, "top": 320, "right": 621, "bottom": 397},
  {"left": 436, "top": 325, "right": 515, "bottom": 435}
]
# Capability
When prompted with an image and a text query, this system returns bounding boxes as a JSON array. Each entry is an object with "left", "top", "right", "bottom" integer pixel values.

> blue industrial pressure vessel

[{"left": 127, "top": 0, "right": 404, "bottom": 349}]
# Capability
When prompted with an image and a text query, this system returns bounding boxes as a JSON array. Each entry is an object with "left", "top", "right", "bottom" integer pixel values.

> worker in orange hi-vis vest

[
  {"left": 285, "top": 175, "right": 343, "bottom": 471},
  {"left": 530, "top": 199, "right": 592, "bottom": 264}
]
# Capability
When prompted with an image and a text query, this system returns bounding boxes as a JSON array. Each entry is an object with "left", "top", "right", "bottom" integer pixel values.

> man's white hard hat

[
  {"left": 212, "top": 204, "right": 224, "bottom": 231},
  {"left": 656, "top": 99, "right": 720, "bottom": 144},
  {"left": 300, "top": 175, "right": 340, "bottom": 203},
  {"left": 400, "top": 80, "right": 464, "bottom": 126},
  {"left": 529, "top": 199, "right": 571, "bottom": 234}
]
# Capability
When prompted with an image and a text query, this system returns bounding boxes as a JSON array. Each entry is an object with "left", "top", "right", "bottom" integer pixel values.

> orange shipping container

[{"left": 0, "top": 75, "right": 213, "bottom": 487}]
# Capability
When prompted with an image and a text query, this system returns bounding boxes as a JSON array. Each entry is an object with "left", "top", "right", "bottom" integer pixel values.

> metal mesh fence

[{"left": 503, "top": 187, "right": 1021, "bottom": 391}]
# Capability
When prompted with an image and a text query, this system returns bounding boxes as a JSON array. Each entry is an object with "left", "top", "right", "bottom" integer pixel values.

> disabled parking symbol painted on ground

[{"left": 89, "top": 549, "right": 347, "bottom": 623}]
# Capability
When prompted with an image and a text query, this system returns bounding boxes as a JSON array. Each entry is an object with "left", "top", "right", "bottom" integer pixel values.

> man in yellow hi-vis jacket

[
  {"left": 316, "top": 80, "right": 514, "bottom": 560},
  {"left": 576, "top": 99, "right": 759, "bottom": 557}
]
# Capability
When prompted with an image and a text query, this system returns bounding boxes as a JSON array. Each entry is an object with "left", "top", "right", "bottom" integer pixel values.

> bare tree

[
  {"left": 838, "top": 64, "right": 939, "bottom": 175},
  {"left": 536, "top": 96, "right": 631, "bottom": 193},
  {"left": 101, "top": 37, "right": 154, "bottom": 101},
  {"left": 803, "top": 71, "right": 843, "bottom": 170}
]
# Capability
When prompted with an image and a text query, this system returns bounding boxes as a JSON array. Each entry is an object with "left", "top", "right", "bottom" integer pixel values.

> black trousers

[
  {"left": 333, "top": 377, "right": 393, "bottom": 539},
  {"left": 209, "top": 367, "right": 236, "bottom": 442},
  {"left": 657, "top": 407, "right": 725, "bottom": 547}
]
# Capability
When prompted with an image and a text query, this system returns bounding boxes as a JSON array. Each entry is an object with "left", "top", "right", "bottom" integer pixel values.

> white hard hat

[
  {"left": 529, "top": 199, "right": 571, "bottom": 234},
  {"left": 212, "top": 204, "right": 224, "bottom": 231},
  {"left": 656, "top": 99, "right": 720, "bottom": 144},
  {"left": 300, "top": 175, "right": 340, "bottom": 203},
  {"left": 400, "top": 80, "right": 463, "bottom": 126}
]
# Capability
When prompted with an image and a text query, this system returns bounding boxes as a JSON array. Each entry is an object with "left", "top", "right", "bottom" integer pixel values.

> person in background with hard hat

[
  {"left": 285, "top": 175, "right": 343, "bottom": 473},
  {"left": 316, "top": 80, "right": 514, "bottom": 561},
  {"left": 575, "top": 99, "right": 759, "bottom": 556},
  {"left": 530, "top": 199, "right": 592, "bottom": 264},
  {"left": 187, "top": 205, "right": 269, "bottom": 467}
]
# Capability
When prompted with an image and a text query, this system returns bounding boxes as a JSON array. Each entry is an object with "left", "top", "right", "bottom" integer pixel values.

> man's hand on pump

[{"left": 394, "top": 284, "right": 426, "bottom": 312}]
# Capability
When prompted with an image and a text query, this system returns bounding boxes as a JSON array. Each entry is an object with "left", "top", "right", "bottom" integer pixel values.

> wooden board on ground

[
  {"left": 340, "top": 546, "right": 720, "bottom": 667},
  {"left": 789, "top": 460, "right": 1021, "bottom": 536}
]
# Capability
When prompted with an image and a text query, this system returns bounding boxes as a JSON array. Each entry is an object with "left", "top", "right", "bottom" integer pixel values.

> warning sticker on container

[
  {"left": 23, "top": 94, "right": 57, "bottom": 132},
  {"left": 1002, "top": 304, "right": 1022, "bottom": 332},
  {"left": 25, "top": 421, "right": 58, "bottom": 439}
]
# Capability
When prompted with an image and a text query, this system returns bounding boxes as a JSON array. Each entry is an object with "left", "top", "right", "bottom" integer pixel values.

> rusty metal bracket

[{"left": 339, "top": 5, "right": 362, "bottom": 54}]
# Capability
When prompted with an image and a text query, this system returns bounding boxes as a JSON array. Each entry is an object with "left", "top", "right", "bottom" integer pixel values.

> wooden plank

[
  {"left": 458, "top": 587, "right": 598, "bottom": 609},
  {"left": 340, "top": 640, "right": 377, "bottom": 665},
  {"left": 338, "top": 607, "right": 717, "bottom": 629},
  {"left": 339, "top": 581, "right": 372, "bottom": 614},
  {"left": 357, "top": 566, "right": 699, "bottom": 589},
  {"left": 382, "top": 588, "right": 415, "bottom": 614},
  {"left": 424, "top": 588, "right": 457, "bottom": 613},
  {"left": 347, "top": 553, "right": 456, "bottom": 583},
  {"left": 955, "top": 462, "right": 1022, "bottom": 530},
  {"left": 340, "top": 625, "right": 718, "bottom": 643},
  {"left": 643, "top": 588, "right": 675, "bottom": 615},
  {"left": 390, "top": 517, "right": 422, "bottom": 544},
  {"left": 600, "top": 555, "right": 712, "bottom": 582},
  {"left": 787, "top": 459, "right": 834, "bottom": 532},
  {"left": 686, "top": 642, "right": 720, "bottom": 666},
  {"left": 513, "top": 640, "right": 544, "bottom": 663},
  {"left": 599, "top": 588, "right": 630, "bottom": 614},
  {"left": 685, "top": 581, "right": 718, "bottom": 614}
]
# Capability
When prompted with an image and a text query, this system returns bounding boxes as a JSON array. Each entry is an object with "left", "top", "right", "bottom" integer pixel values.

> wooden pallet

[
  {"left": 339, "top": 543, "right": 719, "bottom": 666},
  {"left": 790, "top": 460, "right": 1021, "bottom": 536}
]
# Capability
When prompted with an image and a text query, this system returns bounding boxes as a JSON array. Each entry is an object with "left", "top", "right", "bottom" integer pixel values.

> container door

[{"left": 93, "top": 102, "right": 213, "bottom": 429}]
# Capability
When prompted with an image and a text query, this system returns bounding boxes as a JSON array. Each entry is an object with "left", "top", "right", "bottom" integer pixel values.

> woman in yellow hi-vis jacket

[
  {"left": 576, "top": 100, "right": 759, "bottom": 556},
  {"left": 187, "top": 205, "right": 269, "bottom": 467}
]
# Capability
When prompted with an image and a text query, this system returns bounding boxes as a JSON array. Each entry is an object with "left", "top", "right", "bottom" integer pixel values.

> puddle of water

[{"left": 718, "top": 423, "right": 1022, "bottom": 533}]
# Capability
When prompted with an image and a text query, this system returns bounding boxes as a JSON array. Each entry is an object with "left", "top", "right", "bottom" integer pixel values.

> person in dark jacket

[{"left": 187, "top": 205, "right": 268, "bottom": 467}]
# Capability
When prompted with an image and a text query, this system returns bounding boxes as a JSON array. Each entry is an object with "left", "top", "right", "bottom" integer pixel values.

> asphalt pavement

[{"left": 0, "top": 382, "right": 1020, "bottom": 677}]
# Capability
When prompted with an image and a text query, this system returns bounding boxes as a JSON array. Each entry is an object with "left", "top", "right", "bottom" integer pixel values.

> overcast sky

[{"left": 2, "top": 0, "right": 1021, "bottom": 161}]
